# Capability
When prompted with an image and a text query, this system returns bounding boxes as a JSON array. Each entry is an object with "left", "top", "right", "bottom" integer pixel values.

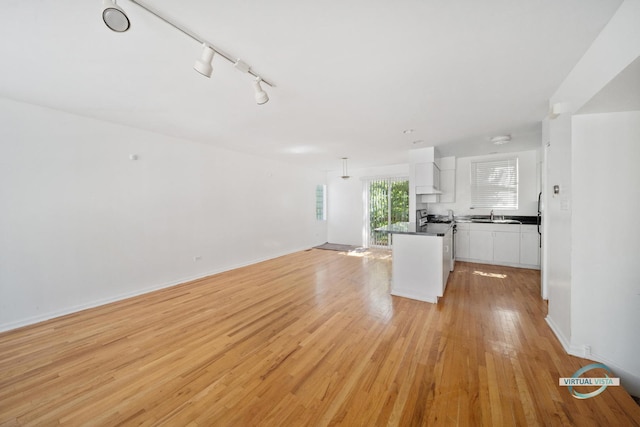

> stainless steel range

[{"left": 416, "top": 209, "right": 456, "bottom": 271}]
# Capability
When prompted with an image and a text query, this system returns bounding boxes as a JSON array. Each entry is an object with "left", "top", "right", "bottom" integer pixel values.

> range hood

[{"left": 416, "top": 185, "right": 443, "bottom": 195}]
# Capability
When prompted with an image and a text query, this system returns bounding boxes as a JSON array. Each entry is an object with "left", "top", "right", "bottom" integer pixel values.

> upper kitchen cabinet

[{"left": 437, "top": 156, "right": 456, "bottom": 203}]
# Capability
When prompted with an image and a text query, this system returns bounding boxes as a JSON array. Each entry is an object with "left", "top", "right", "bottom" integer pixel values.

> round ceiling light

[{"left": 491, "top": 135, "right": 512, "bottom": 145}]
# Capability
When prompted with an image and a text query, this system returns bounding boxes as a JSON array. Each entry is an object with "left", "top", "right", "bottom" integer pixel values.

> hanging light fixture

[
  {"left": 102, "top": 0, "right": 130, "bottom": 32},
  {"left": 194, "top": 44, "right": 215, "bottom": 77},
  {"left": 253, "top": 78, "right": 269, "bottom": 105},
  {"left": 101, "top": 0, "right": 275, "bottom": 104},
  {"left": 341, "top": 158, "right": 351, "bottom": 179}
]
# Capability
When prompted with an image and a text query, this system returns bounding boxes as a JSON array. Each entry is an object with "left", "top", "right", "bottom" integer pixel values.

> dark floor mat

[{"left": 314, "top": 243, "right": 368, "bottom": 253}]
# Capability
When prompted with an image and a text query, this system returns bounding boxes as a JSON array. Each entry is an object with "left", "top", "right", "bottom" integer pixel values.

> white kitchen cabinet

[
  {"left": 456, "top": 223, "right": 538, "bottom": 269},
  {"left": 438, "top": 169, "right": 456, "bottom": 203},
  {"left": 493, "top": 230, "right": 520, "bottom": 264},
  {"left": 391, "top": 232, "right": 451, "bottom": 304},
  {"left": 455, "top": 224, "right": 470, "bottom": 260},
  {"left": 520, "top": 225, "right": 540, "bottom": 267},
  {"left": 469, "top": 230, "right": 493, "bottom": 262}
]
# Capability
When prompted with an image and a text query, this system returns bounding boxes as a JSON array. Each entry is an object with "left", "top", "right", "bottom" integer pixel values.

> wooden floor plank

[{"left": 1, "top": 250, "right": 639, "bottom": 425}]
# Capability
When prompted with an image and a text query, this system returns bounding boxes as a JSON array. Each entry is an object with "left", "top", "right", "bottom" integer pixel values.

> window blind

[{"left": 470, "top": 158, "right": 518, "bottom": 209}]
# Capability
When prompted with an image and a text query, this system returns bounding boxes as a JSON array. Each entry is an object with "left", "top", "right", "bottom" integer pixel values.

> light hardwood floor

[{"left": 1, "top": 249, "right": 639, "bottom": 426}]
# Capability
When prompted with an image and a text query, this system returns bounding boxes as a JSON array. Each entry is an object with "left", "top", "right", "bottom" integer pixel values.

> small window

[
  {"left": 470, "top": 158, "right": 518, "bottom": 209},
  {"left": 316, "top": 184, "right": 326, "bottom": 220}
]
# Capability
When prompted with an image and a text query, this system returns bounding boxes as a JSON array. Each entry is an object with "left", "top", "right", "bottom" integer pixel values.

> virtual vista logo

[{"left": 559, "top": 363, "right": 620, "bottom": 399}]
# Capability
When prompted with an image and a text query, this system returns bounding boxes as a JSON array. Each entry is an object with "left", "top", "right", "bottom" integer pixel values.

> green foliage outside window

[{"left": 369, "top": 179, "right": 409, "bottom": 246}]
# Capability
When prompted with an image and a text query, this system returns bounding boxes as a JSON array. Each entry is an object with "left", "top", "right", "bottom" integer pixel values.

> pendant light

[{"left": 341, "top": 157, "right": 351, "bottom": 179}]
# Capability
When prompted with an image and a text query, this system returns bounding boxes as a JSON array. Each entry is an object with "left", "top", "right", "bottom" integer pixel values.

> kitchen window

[{"left": 470, "top": 157, "right": 518, "bottom": 209}]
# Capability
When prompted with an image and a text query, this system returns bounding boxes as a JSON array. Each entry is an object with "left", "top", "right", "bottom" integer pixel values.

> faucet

[{"left": 490, "top": 209, "right": 494, "bottom": 221}]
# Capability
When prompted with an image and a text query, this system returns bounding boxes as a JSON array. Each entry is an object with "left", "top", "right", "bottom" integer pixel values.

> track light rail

[{"left": 127, "top": 0, "right": 275, "bottom": 87}]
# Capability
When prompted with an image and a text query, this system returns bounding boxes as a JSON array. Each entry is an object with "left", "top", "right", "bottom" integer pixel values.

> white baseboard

[
  {"left": 544, "top": 315, "right": 581, "bottom": 355},
  {"left": 587, "top": 352, "right": 640, "bottom": 398},
  {"left": 0, "top": 245, "right": 314, "bottom": 333},
  {"left": 390, "top": 289, "right": 438, "bottom": 304},
  {"left": 456, "top": 257, "right": 540, "bottom": 270},
  {"left": 545, "top": 315, "right": 640, "bottom": 398}
]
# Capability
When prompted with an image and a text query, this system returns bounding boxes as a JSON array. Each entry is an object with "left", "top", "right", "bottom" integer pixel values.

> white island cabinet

[{"left": 381, "top": 223, "right": 453, "bottom": 304}]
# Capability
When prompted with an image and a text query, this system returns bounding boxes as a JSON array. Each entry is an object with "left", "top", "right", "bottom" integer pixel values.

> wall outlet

[
  {"left": 193, "top": 256, "right": 202, "bottom": 261},
  {"left": 584, "top": 345, "right": 591, "bottom": 357}
]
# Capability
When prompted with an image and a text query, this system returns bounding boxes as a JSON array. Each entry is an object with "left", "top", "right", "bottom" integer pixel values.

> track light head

[
  {"left": 253, "top": 78, "right": 269, "bottom": 105},
  {"left": 102, "top": 0, "right": 130, "bottom": 32},
  {"left": 194, "top": 44, "right": 215, "bottom": 77}
]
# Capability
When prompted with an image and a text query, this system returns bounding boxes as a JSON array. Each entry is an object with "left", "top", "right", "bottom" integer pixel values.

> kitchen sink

[{"left": 469, "top": 218, "right": 521, "bottom": 224}]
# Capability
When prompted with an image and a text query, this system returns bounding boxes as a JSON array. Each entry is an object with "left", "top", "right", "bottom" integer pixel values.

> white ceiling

[{"left": 0, "top": 0, "right": 624, "bottom": 171}]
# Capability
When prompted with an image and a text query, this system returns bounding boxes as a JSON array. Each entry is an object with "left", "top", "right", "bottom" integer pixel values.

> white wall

[
  {"left": 571, "top": 111, "right": 640, "bottom": 395},
  {"left": 327, "top": 164, "right": 408, "bottom": 246},
  {"left": 544, "top": 0, "right": 640, "bottom": 396},
  {"left": 0, "top": 98, "right": 327, "bottom": 332},
  {"left": 427, "top": 150, "right": 540, "bottom": 217},
  {"left": 544, "top": 113, "right": 574, "bottom": 346}
]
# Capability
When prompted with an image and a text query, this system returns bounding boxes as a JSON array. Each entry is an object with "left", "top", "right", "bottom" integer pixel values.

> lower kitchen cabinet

[
  {"left": 456, "top": 222, "right": 539, "bottom": 269},
  {"left": 493, "top": 230, "right": 520, "bottom": 264},
  {"left": 455, "top": 227, "right": 470, "bottom": 259},
  {"left": 469, "top": 230, "right": 493, "bottom": 262},
  {"left": 519, "top": 225, "right": 540, "bottom": 267}
]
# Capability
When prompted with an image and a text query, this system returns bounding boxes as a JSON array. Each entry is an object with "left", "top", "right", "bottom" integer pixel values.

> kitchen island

[{"left": 377, "top": 222, "right": 453, "bottom": 303}]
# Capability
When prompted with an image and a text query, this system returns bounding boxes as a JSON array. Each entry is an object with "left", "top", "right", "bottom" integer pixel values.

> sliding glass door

[{"left": 364, "top": 177, "right": 409, "bottom": 248}]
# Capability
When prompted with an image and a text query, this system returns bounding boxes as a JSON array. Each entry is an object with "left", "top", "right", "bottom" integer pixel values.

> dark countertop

[
  {"left": 376, "top": 222, "right": 453, "bottom": 236},
  {"left": 428, "top": 214, "right": 538, "bottom": 225},
  {"left": 454, "top": 215, "right": 538, "bottom": 225}
]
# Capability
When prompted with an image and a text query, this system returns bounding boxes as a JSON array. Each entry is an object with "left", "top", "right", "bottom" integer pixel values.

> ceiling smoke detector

[{"left": 491, "top": 135, "right": 511, "bottom": 145}]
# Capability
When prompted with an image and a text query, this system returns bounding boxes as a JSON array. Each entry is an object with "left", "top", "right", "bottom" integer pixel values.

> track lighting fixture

[
  {"left": 102, "top": 0, "right": 130, "bottom": 32},
  {"left": 194, "top": 44, "right": 215, "bottom": 78},
  {"left": 101, "top": 0, "right": 274, "bottom": 104},
  {"left": 253, "top": 78, "right": 269, "bottom": 105}
]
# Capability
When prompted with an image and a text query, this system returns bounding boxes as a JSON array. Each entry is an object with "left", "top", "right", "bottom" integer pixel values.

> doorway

[{"left": 364, "top": 177, "right": 409, "bottom": 248}]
